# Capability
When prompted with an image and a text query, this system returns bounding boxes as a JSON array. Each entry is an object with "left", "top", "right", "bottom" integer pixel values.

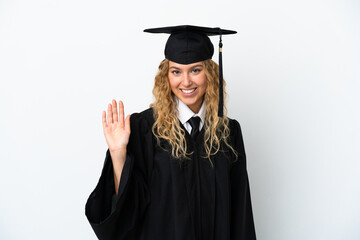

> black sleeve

[
  {"left": 230, "top": 119, "right": 257, "bottom": 239},
  {"left": 85, "top": 113, "right": 153, "bottom": 240}
]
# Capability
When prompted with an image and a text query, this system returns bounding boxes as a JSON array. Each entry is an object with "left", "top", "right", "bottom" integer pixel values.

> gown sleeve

[
  {"left": 85, "top": 112, "right": 153, "bottom": 240},
  {"left": 230, "top": 119, "right": 257, "bottom": 240}
]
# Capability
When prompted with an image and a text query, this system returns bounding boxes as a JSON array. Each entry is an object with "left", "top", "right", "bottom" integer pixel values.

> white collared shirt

[{"left": 176, "top": 97, "right": 206, "bottom": 134}]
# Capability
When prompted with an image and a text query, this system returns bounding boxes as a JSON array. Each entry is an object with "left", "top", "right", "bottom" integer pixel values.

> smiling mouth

[{"left": 180, "top": 88, "right": 197, "bottom": 94}]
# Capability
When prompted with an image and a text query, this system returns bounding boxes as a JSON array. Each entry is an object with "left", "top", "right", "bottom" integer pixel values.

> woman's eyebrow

[
  {"left": 169, "top": 66, "right": 180, "bottom": 70},
  {"left": 190, "top": 64, "right": 203, "bottom": 69},
  {"left": 169, "top": 64, "right": 203, "bottom": 70}
]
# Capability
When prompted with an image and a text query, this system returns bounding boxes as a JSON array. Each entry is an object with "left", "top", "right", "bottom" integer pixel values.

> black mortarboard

[{"left": 144, "top": 25, "right": 237, "bottom": 117}]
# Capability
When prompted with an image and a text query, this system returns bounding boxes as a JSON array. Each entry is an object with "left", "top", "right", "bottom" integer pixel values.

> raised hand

[
  {"left": 102, "top": 100, "right": 131, "bottom": 194},
  {"left": 102, "top": 100, "right": 131, "bottom": 154}
]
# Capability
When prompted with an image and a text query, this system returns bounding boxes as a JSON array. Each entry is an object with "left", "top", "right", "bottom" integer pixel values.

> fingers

[
  {"left": 102, "top": 111, "right": 107, "bottom": 129},
  {"left": 107, "top": 103, "right": 113, "bottom": 124},
  {"left": 119, "top": 100, "right": 125, "bottom": 127},
  {"left": 125, "top": 114, "right": 131, "bottom": 133},
  {"left": 105, "top": 100, "right": 126, "bottom": 126},
  {"left": 112, "top": 99, "right": 118, "bottom": 122}
]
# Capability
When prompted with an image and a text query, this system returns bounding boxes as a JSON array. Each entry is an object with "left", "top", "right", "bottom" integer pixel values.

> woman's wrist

[{"left": 109, "top": 146, "right": 127, "bottom": 156}]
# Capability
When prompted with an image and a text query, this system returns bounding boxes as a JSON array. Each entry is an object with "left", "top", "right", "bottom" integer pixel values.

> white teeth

[{"left": 181, "top": 88, "right": 196, "bottom": 94}]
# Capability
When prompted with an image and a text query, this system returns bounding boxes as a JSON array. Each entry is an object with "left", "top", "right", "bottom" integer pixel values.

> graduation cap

[{"left": 144, "top": 25, "right": 237, "bottom": 117}]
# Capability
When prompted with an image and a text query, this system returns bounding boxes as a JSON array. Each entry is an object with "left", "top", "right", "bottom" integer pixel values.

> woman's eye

[
  {"left": 172, "top": 70, "right": 180, "bottom": 75},
  {"left": 192, "top": 69, "right": 201, "bottom": 73}
]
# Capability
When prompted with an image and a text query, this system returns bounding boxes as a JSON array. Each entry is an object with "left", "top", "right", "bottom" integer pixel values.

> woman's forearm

[{"left": 110, "top": 148, "right": 127, "bottom": 196}]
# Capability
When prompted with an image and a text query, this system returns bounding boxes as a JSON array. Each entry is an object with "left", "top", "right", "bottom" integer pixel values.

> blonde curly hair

[{"left": 150, "top": 59, "right": 237, "bottom": 165}]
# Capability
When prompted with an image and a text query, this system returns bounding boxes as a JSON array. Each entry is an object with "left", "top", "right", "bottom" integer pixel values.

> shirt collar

[{"left": 176, "top": 97, "right": 206, "bottom": 126}]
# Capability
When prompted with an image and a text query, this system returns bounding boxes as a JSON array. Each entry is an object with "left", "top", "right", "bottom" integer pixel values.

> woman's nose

[{"left": 182, "top": 73, "right": 192, "bottom": 86}]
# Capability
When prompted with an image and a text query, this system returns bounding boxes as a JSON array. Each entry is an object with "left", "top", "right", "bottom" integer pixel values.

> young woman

[{"left": 86, "top": 25, "right": 256, "bottom": 240}]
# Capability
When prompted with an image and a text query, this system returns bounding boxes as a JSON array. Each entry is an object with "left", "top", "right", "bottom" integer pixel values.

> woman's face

[{"left": 168, "top": 61, "right": 207, "bottom": 113}]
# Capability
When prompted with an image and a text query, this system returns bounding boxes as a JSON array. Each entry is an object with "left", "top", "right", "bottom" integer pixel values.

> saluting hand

[{"left": 102, "top": 100, "right": 131, "bottom": 155}]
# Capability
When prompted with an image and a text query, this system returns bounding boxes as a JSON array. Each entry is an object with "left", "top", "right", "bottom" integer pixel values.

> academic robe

[{"left": 85, "top": 108, "right": 256, "bottom": 240}]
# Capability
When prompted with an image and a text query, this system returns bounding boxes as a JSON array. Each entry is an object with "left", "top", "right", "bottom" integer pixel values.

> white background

[{"left": 0, "top": 0, "right": 359, "bottom": 239}]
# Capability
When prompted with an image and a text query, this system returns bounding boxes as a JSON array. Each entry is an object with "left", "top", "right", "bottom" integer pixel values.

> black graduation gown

[{"left": 85, "top": 108, "right": 256, "bottom": 240}]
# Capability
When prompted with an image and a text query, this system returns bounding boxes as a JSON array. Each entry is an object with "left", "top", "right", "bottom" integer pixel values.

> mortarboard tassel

[{"left": 218, "top": 31, "right": 224, "bottom": 117}]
